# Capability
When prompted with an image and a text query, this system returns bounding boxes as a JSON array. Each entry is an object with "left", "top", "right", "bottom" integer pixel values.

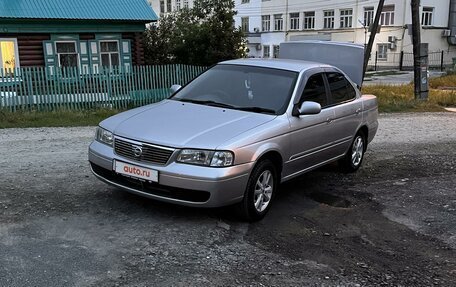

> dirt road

[{"left": 0, "top": 113, "right": 455, "bottom": 286}]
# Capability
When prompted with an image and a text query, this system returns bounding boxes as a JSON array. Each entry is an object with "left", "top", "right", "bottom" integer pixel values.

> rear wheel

[
  {"left": 340, "top": 131, "right": 366, "bottom": 173},
  {"left": 238, "top": 159, "right": 278, "bottom": 221}
]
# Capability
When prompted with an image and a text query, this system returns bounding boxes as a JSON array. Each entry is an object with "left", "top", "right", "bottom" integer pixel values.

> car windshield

[{"left": 170, "top": 64, "right": 298, "bottom": 115}]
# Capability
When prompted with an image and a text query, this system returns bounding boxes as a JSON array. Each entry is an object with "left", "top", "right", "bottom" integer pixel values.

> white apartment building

[
  {"left": 149, "top": 0, "right": 195, "bottom": 16},
  {"left": 235, "top": 0, "right": 456, "bottom": 68}
]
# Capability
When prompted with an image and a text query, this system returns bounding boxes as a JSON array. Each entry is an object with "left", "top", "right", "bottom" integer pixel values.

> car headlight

[
  {"left": 177, "top": 149, "right": 234, "bottom": 167},
  {"left": 95, "top": 127, "right": 113, "bottom": 147}
]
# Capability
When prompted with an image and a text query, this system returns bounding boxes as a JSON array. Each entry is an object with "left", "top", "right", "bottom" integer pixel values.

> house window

[
  {"left": 175, "top": 0, "right": 181, "bottom": 11},
  {"left": 380, "top": 5, "right": 395, "bottom": 26},
  {"left": 183, "top": 0, "right": 189, "bottom": 8},
  {"left": 364, "top": 7, "right": 374, "bottom": 26},
  {"left": 100, "top": 41, "right": 120, "bottom": 70},
  {"left": 273, "top": 45, "right": 280, "bottom": 58},
  {"left": 290, "top": 13, "right": 300, "bottom": 30},
  {"left": 377, "top": 44, "right": 388, "bottom": 61},
  {"left": 262, "top": 15, "right": 271, "bottom": 31},
  {"left": 242, "top": 0, "right": 250, "bottom": 3},
  {"left": 263, "top": 45, "right": 270, "bottom": 58},
  {"left": 340, "top": 9, "right": 353, "bottom": 28},
  {"left": 160, "top": 0, "right": 165, "bottom": 13},
  {"left": 323, "top": 10, "right": 334, "bottom": 29},
  {"left": 167, "top": 0, "right": 172, "bottom": 12},
  {"left": 56, "top": 42, "right": 78, "bottom": 68},
  {"left": 303, "top": 11, "right": 315, "bottom": 30},
  {"left": 422, "top": 7, "right": 434, "bottom": 26},
  {"left": 0, "top": 39, "right": 19, "bottom": 75},
  {"left": 241, "top": 17, "right": 249, "bottom": 32},
  {"left": 274, "top": 14, "right": 283, "bottom": 31}
]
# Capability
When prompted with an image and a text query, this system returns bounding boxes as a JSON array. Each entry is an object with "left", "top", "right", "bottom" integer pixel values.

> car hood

[{"left": 102, "top": 100, "right": 276, "bottom": 149}]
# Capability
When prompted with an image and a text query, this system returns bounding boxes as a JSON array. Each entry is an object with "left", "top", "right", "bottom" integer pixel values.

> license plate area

[{"left": 113, "top": 160, "right": 158, "bottom": 183}]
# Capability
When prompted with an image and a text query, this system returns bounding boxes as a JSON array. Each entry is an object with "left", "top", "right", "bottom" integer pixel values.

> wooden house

[{"left": 0, "top": 0, "right": 157, "bottom": 75}]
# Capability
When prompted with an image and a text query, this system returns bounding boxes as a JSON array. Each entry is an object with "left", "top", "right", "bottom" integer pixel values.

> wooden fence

[{"left": 0, "top": 65, "right": 207, "bottom": 111}]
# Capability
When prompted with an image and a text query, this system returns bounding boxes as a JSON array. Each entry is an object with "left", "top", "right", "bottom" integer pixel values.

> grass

[
  {"left": 0, "top": 108, "right": 120, "bottom": 129},
  {"left": 363, "top": 83, "right": 456, "bottom": 113},
  {"left": 429, "top": 74, "right": 456, "bottom": 89}
]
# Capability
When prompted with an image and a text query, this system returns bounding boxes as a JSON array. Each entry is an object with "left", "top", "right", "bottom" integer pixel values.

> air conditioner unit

[
  {"left": 253, "top": 27, "right": 260, "bottom": 33},
  {"left": 442, "top": 29, "right": 451, "bottom": 37},
  {"left": 389, "top": 42, "right": 397, "bottom": 50},
  {"left": 388, "top": 35, "right": 397, "bottom": 43}
]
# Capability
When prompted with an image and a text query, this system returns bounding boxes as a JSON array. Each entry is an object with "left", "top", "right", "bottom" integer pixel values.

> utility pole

[
  {"left": 362, "top": 0, "right": 385, "bottom": 83},
  {"left": 411, "top": 0, "right": 429, "bottom": 100}
]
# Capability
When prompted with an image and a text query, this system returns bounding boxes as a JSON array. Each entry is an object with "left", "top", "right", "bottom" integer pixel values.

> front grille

[{"left": 114, "top": 137, "right": 174, "bottom": 165}]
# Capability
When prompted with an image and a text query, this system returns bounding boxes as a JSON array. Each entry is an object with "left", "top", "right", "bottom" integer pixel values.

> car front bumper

[{"left": 88, "top": 140, "right": 253, "bottom": 208}]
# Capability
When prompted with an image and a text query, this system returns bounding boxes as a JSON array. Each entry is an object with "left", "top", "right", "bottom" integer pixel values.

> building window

[
  {"left": 0, "top": 38, "right": 19, "bottom": 75},
  {"left": 422, "top": 7, "right": 434, "bottom": 26},
  {"left": 183, "top": 0, "right": 189, "bottom": 8},
  {"left": 290, "top": 13, "right": 300, "bottom": 30},
  {"left": 273, "top": 45, "right": 280, "bottom": 58},
  {"left": 303, "top": 11, "right": 315, "bottom": 30},
  {"left": 340, "top": 9, "right": 353, "bottom": 28},
  {"left": 167, "top": 0, "right": 172, "bottom": 12},
  {"left": 175, "top": 0, "right": 181, "bottom": 11},
  {"left": 56, "top": 42, "right": 78, "bottom": 68},
  {"left": 274, "top": 14, "right": 283, "bottom": 31},
  {"left": 380, "top": 5, "right": 395, "bottom": 26},
  {"left": 160, "top": 0, "right": 165, "bottom": 13},
  {"left": 377, "top": 44, "right": 388, "bottom": 61},
  {"left": 262, "top": 15, "right": 271, "bottom": 31},
  {"left": 323, "top": 10, "right": 334, "bottom": 29},
  {"left": 241, "top": 17, "right": 249, "bottom": 32},
  {"left": 364, "top": 7, "right": 374, "bottom": 26},
  {"left": 263, "top": 45, "right": 270, "bottom": 58},
  {"left": 100, "top": 41, "right": 120, "bottom": 70},
  {"left": 241, "top": 0, "right": 249, "bottom": 3}
]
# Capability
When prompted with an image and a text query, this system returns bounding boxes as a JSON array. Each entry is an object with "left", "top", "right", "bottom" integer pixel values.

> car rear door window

[
  {"left": 327, "top": 72, "right": 356, "bottom": 104},
  {"left": 301, "top": 73, "right": 328, "bottom": 108}
]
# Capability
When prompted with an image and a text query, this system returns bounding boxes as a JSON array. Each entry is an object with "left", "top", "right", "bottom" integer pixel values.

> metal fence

[
  {"left": 0, "top": 65, "right": 207, "bottom": 111},
  {"left": 367, "top": 50, "right": 450, "bottom": 71}
]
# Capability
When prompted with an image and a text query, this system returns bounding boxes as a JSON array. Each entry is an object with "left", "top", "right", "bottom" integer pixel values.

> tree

[{"left": 144, "top": 0, "right": 246, "bottom": 66}]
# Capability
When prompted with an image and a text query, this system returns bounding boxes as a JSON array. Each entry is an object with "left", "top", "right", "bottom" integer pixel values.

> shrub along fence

[{"left": 0, "top": 65, "right": 207, "bottom": 112}]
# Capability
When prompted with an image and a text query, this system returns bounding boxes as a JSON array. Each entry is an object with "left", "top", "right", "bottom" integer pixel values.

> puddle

[{"left": 307, "top": 192, "right": 351, "bottom": 208}]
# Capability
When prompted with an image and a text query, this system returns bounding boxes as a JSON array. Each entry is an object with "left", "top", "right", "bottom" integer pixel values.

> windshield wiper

[
  {"left": 176, "top": 98, "right": 235, "bottom": 109},
  {"left": 236, "top": 107, "right": 277, "bottom": 114}
]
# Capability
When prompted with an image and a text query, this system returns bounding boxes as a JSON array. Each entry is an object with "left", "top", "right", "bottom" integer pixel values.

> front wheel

[
  {"left": 238, "top": 159, "right": 278, "bottom": 221},
  {"left": 340, "top": 131, "right": 366, "bottom": 173}
]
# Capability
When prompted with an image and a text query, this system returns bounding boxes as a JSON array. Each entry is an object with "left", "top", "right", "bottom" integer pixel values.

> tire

[
  {"left": 237, "top": 159, "right": 278, "bottom": 222},
  {"left": 340, "top": 130, "right": 366, "bottom": 173}
]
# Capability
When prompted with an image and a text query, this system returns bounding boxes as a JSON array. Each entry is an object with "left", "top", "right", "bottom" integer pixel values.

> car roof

[{"left": 219, "top": 58, "right": 333, "bottom": 73}]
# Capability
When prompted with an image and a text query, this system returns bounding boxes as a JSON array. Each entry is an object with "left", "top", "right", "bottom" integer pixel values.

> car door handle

[
  {"left": 355, "top": 108, "right": 362, "bottom": 115},
  {"left": 326, "top": 118, "right": 334, "bottom": 124}
]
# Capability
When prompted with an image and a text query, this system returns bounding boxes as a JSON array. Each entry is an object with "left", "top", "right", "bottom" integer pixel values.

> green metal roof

[{"left": 0, "top": 0, "right": 158, "bottom": 22}]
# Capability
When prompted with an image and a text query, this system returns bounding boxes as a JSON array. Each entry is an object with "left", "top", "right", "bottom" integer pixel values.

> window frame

[
  {"left": 325, "top": 71, "right": 357, "bottom": 106},
  {"left": 422, "top": 7, "right": 434, "bottom": 26},
  {"left": 290, "top": 12, "right": 300, "bottom": 30},
  {"left": 241, "top": 17, "right": 249, "bottom": 32},
  {"left": 303, "top": 11, "right": 315, "bottom": 30},
  {"left": 262, "top": 15, "right": 271, "bottom": 32},
  {"left": 364, "top": 7, "right": 374, "bottom": 26},
  {"left": 323, "top": 10, "right": 335, "bottom": 29},
  {"left": 299, "top": 72, "right": 330, "bottom": 109},
  {"left": 263, "top": 45, "right": 270, "bottom": 58},
  {"left": 55, "top": 40, "right": 80, "bottom": 69},
  {"left": 274, "top": 14, "right": 283, "bottom": 31},
  {"left": 380, "top": 5, "right": 395, "bottom": 26},
  {"left": 340, "top": 9, "right": 353, "bottom": 28},
  {"left": 0, "top": 38, "right": 20, "bottom": 74},
  {"left": 377, "top": 43, "right": 388, "bottom": 61},
  {"left": 99, "top": 40, "right": 121, "bottom": 71}
]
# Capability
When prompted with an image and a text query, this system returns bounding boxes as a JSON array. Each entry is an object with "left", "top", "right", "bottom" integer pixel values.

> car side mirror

[
  {"left": 294, "top": 101, "right": 321, "bottom": 116},
  {"left": 170, "top": 84, "right": 182, "bottom": 94}
]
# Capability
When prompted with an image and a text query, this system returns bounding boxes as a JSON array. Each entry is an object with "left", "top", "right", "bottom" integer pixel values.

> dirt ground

[{"left": 0, "top": 112, "right": 455, "bottom": 287}]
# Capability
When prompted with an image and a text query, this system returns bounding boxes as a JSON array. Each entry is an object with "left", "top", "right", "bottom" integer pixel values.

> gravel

[{"left": 0, "top": 112, "right": 455, "bottom": 286}]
